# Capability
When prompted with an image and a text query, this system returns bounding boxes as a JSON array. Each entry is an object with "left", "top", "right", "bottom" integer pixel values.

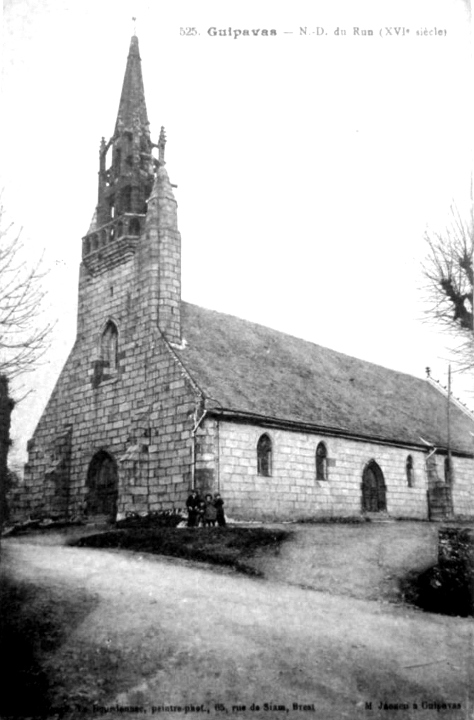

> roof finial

[
  {"left": 158, "top": 126, "right": 167, "bottom": 166},
  {"left": 132, "top": 16, "right": 137, "bottom": 35}
]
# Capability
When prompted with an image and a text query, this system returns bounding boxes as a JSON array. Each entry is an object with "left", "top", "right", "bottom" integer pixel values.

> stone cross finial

[
  {"left": 158, "top": 126, "right": 167, "bottom": 165},
  {"left": 132, "top": 16, "right": 137, "bottom": 34}
]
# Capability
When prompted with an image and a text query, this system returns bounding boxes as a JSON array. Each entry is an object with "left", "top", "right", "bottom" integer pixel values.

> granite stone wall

[
  {"left": 200, "top": 420, "right": 474, "bottom": 521},
  {"left": 15, "top": 164, "right": 474, "bottom": 522},
  {"left": 18, "top": 170, "right": 200, "bottom": 520},
  {"left": 21, "top": 319, "right": 199, "bottom": 519}
]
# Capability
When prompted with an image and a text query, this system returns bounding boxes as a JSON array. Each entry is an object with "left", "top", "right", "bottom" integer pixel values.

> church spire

[
  {"left": 115, "top": 34, "right": 149, "bottom": 134},
  {"left": 89, "top": 34, "right": 155, "bottom": 237}
]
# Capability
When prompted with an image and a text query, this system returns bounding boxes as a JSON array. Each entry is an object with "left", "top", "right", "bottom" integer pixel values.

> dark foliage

[
  {"left": 401, "top": 564, "right": 473, "bottom": 618},
  {"left": 400, "top": 528, "right": 473, "bottom": 617},
  {"left": 115, "top": 509, "right": 185, "bottom": 529},
  {"left": 71, "top": 526, "right": 291, "bottom": 575},
  {"left": 298, "top": 516, "right": 369, "bottom": 524}
]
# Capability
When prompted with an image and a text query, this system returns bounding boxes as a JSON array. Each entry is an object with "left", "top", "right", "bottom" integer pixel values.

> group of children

[{"left": 185, "top": 489, "right": 226, "bottom": 528}]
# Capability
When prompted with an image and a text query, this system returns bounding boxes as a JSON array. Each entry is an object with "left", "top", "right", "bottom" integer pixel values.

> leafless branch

[
  {"left": 422, "top": 202, "right": 474, "bottom": 372},
  {"left": 0, "top": 201, "right": 53, "bottom": 380}
]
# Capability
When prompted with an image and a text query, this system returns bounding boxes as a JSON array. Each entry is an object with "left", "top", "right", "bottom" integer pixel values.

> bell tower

[
  {"left": 78, "top": 32, "right": 181, "bottom": 343},
  {"left": 81, "top": 34, "right": 156, "bottom": 270}
]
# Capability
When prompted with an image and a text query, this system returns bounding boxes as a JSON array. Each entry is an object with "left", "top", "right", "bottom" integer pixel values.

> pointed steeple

[
  {"left": 89, "top": 34, "right": 155, "bottom": 235},
  {"left": 115, "top": 34, "right": 149, "bottom": 133}
]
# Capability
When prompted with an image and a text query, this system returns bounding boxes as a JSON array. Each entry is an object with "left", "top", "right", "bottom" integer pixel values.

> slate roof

[{"left": 174, "top": 302, "right": 474, "bottom": 455}]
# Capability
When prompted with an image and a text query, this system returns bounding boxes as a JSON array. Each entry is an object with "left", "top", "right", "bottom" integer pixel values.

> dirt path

[{"left": 2, "top": 538, "right": 473, "bottom": 720}]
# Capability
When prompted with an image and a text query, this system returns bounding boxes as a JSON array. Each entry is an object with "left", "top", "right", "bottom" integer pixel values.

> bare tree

[
  {"left": 423, "top": 203, "right": 474, "bottom": 372},
  {"left": 0, "top": 202, "right": 52, "bottom": 529},
  {"left": 0, "top": 202, "right": 52, "bottom": 381}
]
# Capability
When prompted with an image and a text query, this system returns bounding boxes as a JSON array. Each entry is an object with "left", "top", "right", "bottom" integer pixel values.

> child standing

[
  {"left": 214, "top": 492, "right": 226, "bottom": 527},
  {"left": 197, "top": 500, "right": 206, "bottom": 527},
  {"left": 203, "top": 493, "right": 217, "bottom": 527}
]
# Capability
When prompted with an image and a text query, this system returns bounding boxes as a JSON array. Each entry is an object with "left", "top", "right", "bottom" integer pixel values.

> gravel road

[{"left": 2, "top": 537, "right": 473, "bottom": 720}]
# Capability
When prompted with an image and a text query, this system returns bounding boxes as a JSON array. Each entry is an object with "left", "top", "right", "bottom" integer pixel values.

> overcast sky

[{"left": 1, "top": 0, "right": 473, "bottom": 467}]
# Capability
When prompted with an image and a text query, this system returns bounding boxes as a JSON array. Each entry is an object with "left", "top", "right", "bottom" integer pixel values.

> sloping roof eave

[
  {"left": 175, "top": 302, "right": 474, "bottom": 457},
  {"left": 206, "top": 406, "right": 474, "bottom": 458}
]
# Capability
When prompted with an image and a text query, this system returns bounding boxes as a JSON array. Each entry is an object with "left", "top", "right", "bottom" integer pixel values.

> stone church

[{"left": 19, "top": 35, "right": 474, "bottom": 523}]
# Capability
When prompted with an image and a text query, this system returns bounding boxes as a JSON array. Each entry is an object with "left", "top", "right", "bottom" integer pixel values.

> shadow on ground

[{"left": 0, "top": 572, "right": 98, "bottom": 718}]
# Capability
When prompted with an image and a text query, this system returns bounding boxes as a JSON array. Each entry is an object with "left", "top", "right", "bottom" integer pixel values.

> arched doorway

[
  {"left": 85, "top": 450, "right": 118, "bottom": 519},
  {"left": 361, "top": 460, "right": 386, "bottom": 513}
]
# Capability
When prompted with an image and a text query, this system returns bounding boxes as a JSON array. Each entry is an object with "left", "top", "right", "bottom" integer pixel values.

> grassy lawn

[
  {"left": 70, "top": 526, "right": 291, "bottom": 575},
  {"left": 20, "top": 519, "right": 474, "bottom": 617}
]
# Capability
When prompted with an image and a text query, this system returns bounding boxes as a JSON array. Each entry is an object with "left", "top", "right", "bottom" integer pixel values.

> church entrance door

[
  {"left": 86, "top": 450, "right": 118, "bottom": 519},
  {"left": 361, "top": 460, "right": 386, "bottom": 513}
]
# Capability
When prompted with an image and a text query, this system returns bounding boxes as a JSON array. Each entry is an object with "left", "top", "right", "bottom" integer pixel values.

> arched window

[
  {"left": 101, "top": 321, "right": 118, "bottom": 372},
  {"left": 406, "top": 455, "right": 414, "bottom": 487},
  {"left": 316, "top": 442, "right": 328, "bottom": 481},
  {"left": 257, "top": 434, "right": 272, "bottom": 477}
]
